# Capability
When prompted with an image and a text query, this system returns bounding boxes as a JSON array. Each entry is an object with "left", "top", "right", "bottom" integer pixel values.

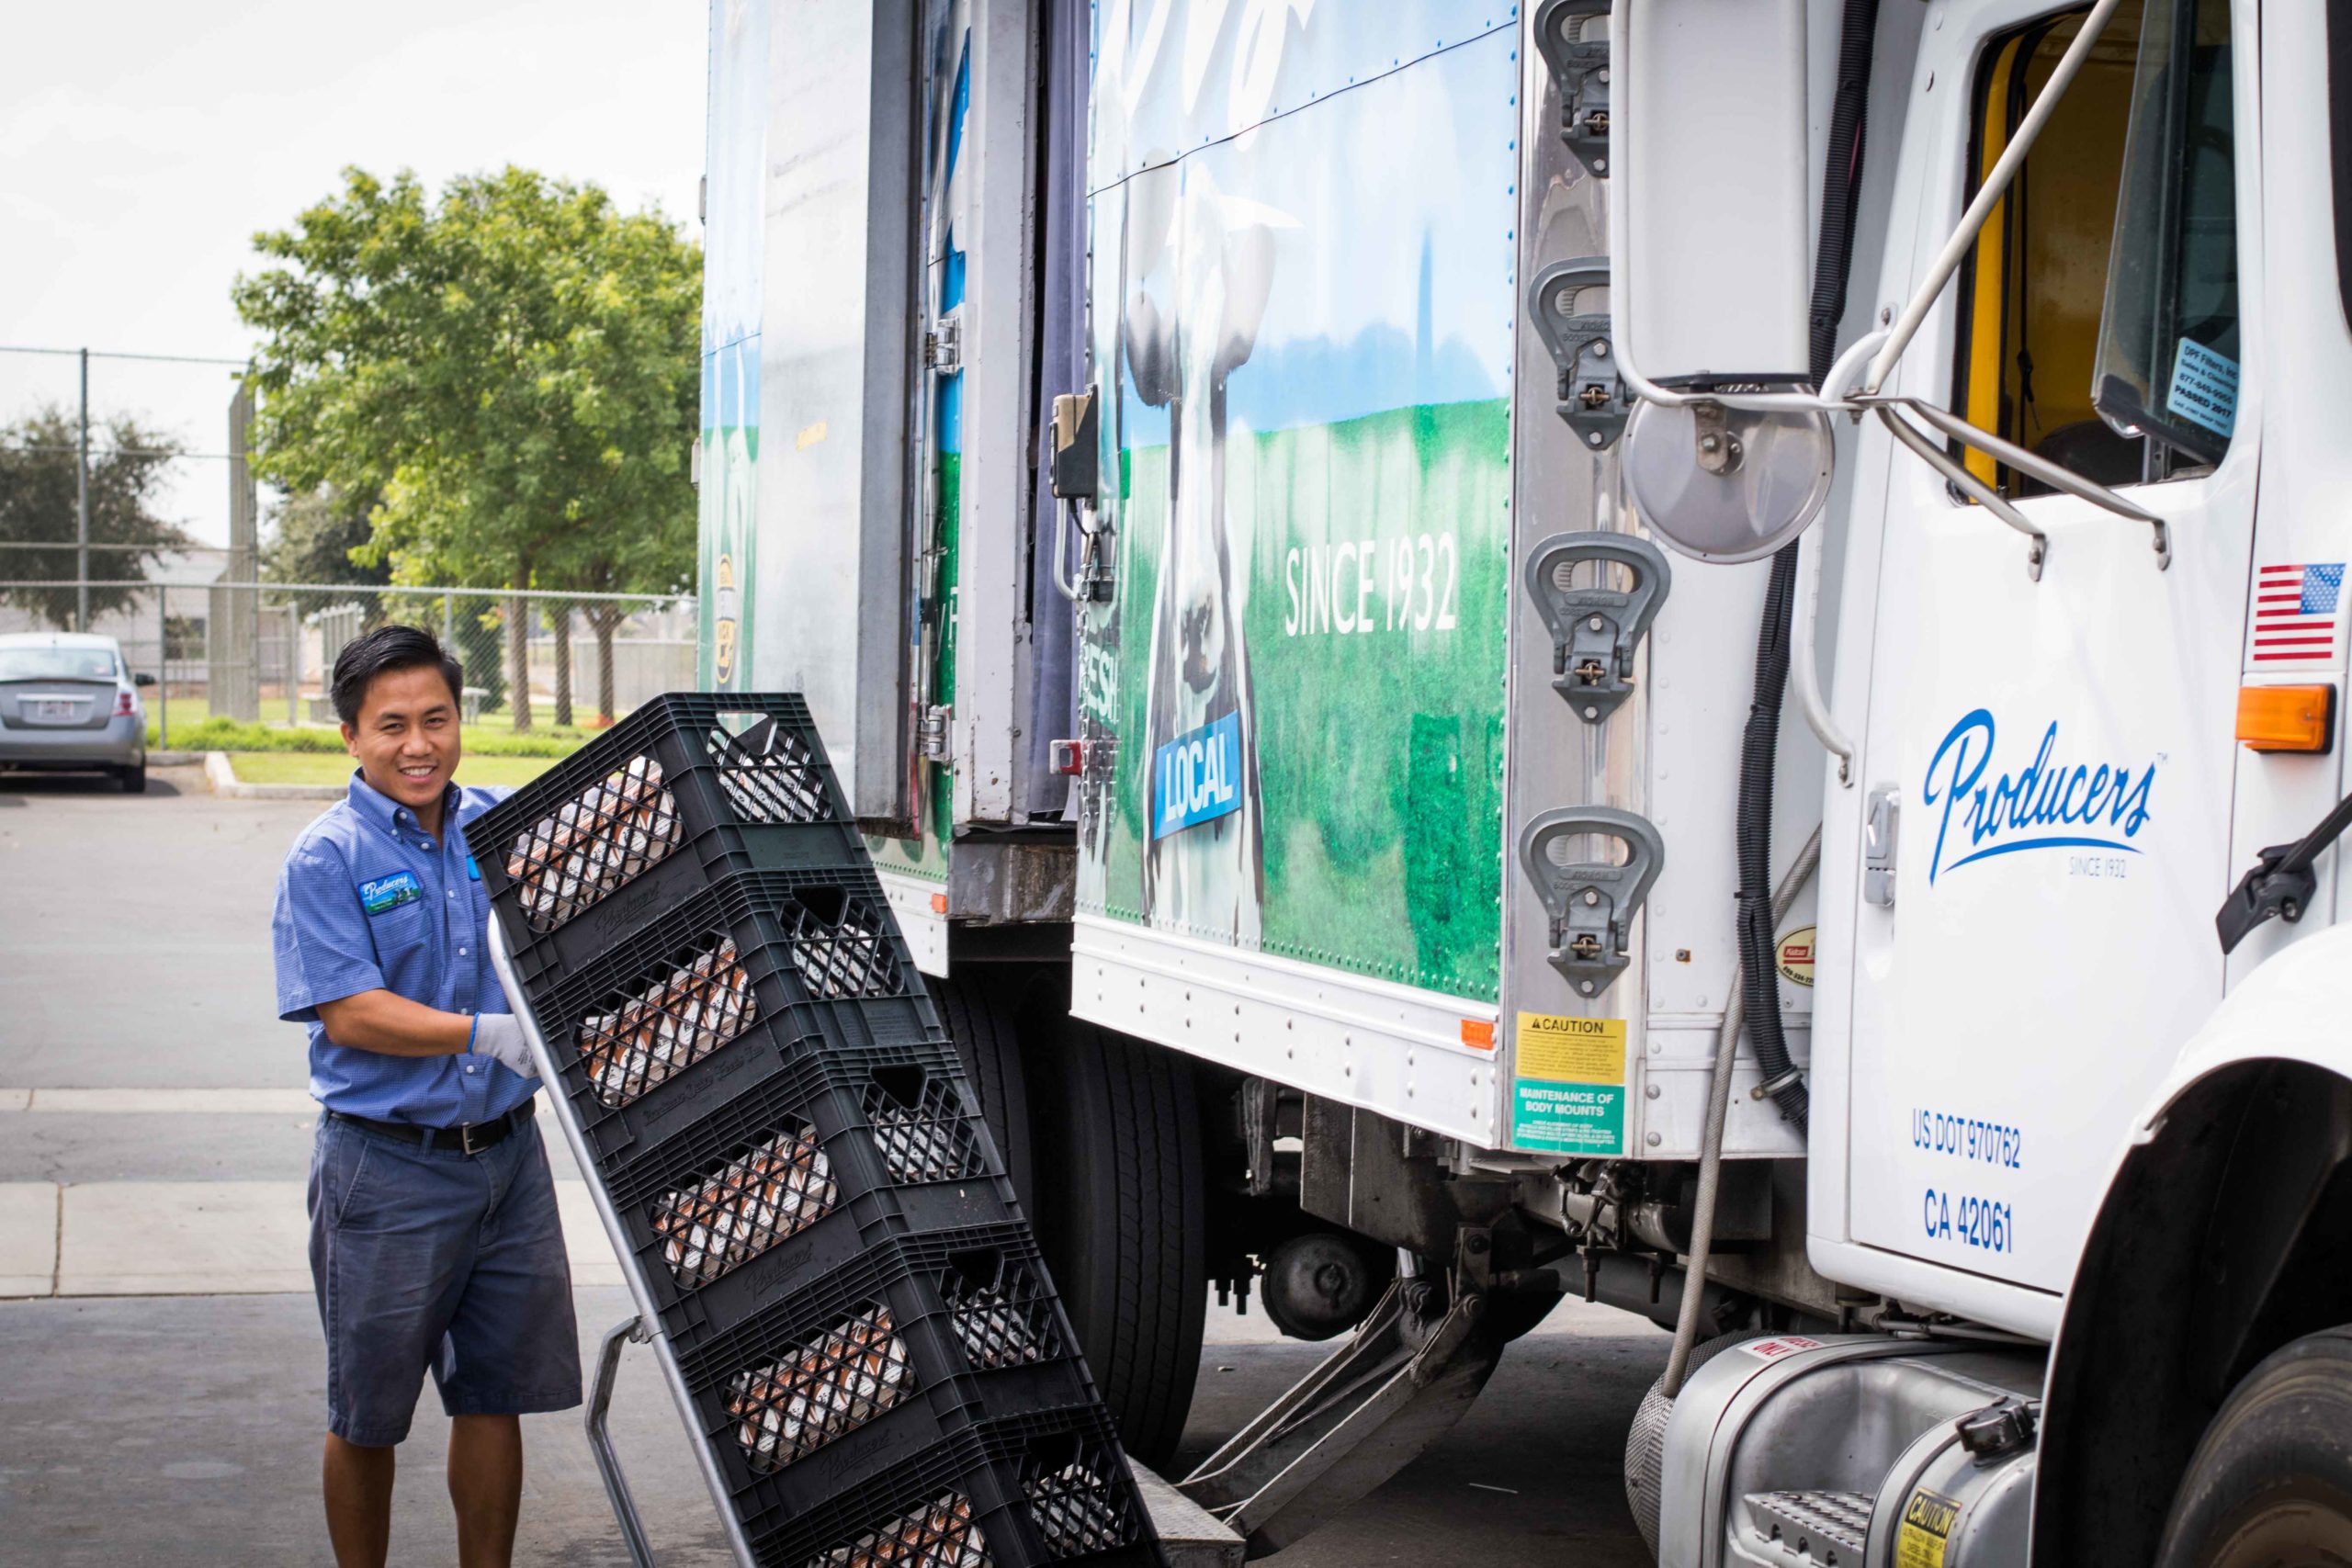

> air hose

[{"left": 1732, "top": 0, "right": 1883, "bottom": 1135}]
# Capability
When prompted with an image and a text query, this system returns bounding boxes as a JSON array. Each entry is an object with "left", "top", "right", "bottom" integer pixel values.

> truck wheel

[
  {"left": 1027, "top": 992, "right": 1205, "bottom": 1469},
  {"left": 937, "top": 970, "right": 1206, "bottom": 1471},
  {"left": 936, "top": 971, "right": 1035, "bottom": 1202},
  {"left": 2155, "top": 1327, "right": 2352, "bottom": 1566}
]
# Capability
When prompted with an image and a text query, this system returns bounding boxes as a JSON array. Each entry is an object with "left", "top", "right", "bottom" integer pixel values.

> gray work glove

[{"left": 470, "top": 1012, "right": 540, "bottom": 1079}]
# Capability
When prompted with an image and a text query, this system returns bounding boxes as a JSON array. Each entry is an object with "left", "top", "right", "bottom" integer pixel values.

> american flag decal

[{"left": 2252, "top": 563, "right": 2344, "bottom": 663}]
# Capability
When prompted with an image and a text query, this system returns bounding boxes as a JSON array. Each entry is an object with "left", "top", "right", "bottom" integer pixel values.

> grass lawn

[{"left": 225, "top": 752, "right": 558, "bottom": 788}]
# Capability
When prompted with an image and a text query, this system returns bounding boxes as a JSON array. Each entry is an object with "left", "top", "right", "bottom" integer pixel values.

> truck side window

[
  {"left": 2091, "top": 0, "right": 2238, "bottom": 476},
  {"left": 1954, "top": 5, "right": 2147, "bottom": 494}
]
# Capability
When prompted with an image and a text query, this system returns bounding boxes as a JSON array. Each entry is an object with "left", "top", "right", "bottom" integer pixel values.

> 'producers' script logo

[{"left": 1922, "top": 709, "right": 2158, "bottom": 884}]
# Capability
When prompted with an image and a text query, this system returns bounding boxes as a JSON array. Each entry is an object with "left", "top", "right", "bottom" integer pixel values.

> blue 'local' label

[
  {"left": 1152, "top": 713, "right": 1243, "bottom": 840},
  {"left": 358, "top": 870, "right": 424, "bottom": 916}
]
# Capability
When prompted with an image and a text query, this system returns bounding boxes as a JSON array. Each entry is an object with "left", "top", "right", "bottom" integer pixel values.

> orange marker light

[
  {"left": 929, "top": 892, "right": 948, "bottom": 914},
  {"left": 2235, "top": 684, "right": 2335, "bottom": 753},
  {"left": 1460, "top": 1019, "right": 1496, "bottom": 1051}
]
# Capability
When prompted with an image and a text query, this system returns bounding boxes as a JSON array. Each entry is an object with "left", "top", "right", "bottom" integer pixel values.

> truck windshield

[
  {"left": 2093, "top": 0, "right": 2238, "bottom": 472},
  {"left": 0, "top": 648, "right": 119, "bottom": 682}
]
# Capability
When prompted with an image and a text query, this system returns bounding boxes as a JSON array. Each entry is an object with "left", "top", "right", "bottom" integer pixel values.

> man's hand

[{"left": 470, "top": 1013, "right": 539, "bottom": 1079}]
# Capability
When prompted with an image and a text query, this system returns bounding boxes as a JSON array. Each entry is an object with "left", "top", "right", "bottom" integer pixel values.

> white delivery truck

[{"left": 695, "top": 0, "right": 2352, "bottom": 1560}]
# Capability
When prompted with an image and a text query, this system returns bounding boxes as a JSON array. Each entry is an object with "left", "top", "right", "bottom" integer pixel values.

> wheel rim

[{"left": 2197, "top": 1479, "right": 2352, "bottom": 1568}]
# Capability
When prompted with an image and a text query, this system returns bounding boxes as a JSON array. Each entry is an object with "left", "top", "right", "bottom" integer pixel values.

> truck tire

[
  {"left": 936, "top": 971, "right": 1035, "bottom": 1203},
  {"left": 2154, "top": 1326, "right": 2352, "bottom": 1567},
  {"left": 1028, "top": 999, "right": 1206, "bottom": 1469},
  {"left": 937, "top": 971, "right": 1206, "bottom": 1471}
]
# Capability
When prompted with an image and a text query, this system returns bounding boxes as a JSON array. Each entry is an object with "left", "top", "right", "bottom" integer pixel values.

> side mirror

[{"left": 133, "top": 671, "right": 157, "bottom": 688}]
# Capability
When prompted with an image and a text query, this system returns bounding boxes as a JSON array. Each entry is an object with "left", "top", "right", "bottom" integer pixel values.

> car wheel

[
  {"left": 118, "top": 761, "right": 146, "bottom": 794},
  {"left": 2155, "top": 1326, "right": 2352, "bottom": 1567}
]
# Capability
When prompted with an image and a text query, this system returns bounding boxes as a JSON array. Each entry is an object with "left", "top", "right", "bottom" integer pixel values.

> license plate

[{"left": 28, "top": 699, "right": 83, "bottom": 723}]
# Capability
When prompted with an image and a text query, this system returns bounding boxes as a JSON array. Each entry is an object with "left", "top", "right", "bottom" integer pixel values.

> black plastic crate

[
  {"left": 597, "top": 1041, "right": 1027, "bottom": 1339},
  {"left": 667, "top": 1226, "right": 1108, "bottom": 1531},
  {"left": 462, "top": 694, "right": 865, "bottom": 981},
  {"left": 743, "top": 1405, "right": 1160, "bottom": 1568},
  {"left": 515, "top": 869, "right": 949, "bottom": 1159}
]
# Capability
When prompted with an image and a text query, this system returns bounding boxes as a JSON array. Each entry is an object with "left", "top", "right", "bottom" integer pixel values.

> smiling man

[{"left": 271, "top": 625, "right": 579, "bottom": 1568}]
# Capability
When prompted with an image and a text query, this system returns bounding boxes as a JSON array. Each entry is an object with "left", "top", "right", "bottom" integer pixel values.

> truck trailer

[{"left": 692, "top": 0, "right": 2352, "bottom": 1561}]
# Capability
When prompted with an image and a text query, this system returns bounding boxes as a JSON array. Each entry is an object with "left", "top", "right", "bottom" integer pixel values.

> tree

[
  {"left": 0, "top": 406, "right": 189, "bottom": 629},
  {"left": 234, "top": 166, "right": 701, "bottom": 729},
  {"left": 262, "top": 485, "right": 388, "bottom": 589}
]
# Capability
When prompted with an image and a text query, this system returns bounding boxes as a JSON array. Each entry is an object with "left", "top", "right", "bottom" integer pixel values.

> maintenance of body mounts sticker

[
  {"left": 1510, "top": 1013, "right": 1625, "bottom": 1155},
  {"left": 1895, "top": 1487, "right": 1961, "bottom": 1568},
  {"left": 1151, "top": 712, "right": 1244, "bottom": 840},
  {"left": 358, "top": 870, "right": 424, "bottom": 916}
]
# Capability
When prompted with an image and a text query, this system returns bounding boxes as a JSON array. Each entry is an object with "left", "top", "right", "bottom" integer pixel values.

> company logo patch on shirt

[{"left": 358, "top": 870, "right": 424, "bottom": 916}]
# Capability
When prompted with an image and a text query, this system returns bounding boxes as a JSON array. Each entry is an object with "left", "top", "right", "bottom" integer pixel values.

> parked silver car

[{"left": 0, "top": 632, "right": 151, "bottom": 792}]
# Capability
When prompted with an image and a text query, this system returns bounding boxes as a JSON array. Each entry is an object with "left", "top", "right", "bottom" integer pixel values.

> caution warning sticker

[
  {"left": 1894, "top": 1487, "right": 1960, "bottom": 1568},
  {"left": 1511, "top": 1014, "right": 1626, "bottom": 1155}
]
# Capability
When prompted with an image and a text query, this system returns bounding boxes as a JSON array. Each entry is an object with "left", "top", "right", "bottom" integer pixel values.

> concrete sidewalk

[{"left": 0, "top": 1177, "right": 620, "bottom": 1299}]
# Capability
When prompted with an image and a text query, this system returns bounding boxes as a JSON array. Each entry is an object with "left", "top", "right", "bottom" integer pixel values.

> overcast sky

[{"left": 0, "top": 0, "right": 708, "bottom": 551}]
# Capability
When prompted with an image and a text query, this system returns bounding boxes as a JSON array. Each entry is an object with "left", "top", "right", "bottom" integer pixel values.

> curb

[
  {"left": 150, "top": 750, "right": 204, "bottom": 767},
  {"left": 203, "top": 752, "right": 346, "bottom": 801}
]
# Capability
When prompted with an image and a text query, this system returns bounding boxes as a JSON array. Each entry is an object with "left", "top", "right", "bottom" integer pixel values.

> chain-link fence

[{"left": 0, "top": 578, "right": 696, "bottom": 748}]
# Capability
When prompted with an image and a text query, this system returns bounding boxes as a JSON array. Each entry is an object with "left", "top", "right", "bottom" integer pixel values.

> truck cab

[{"left": 695, "top": 1, "right": 2352, "bottom": 1561}]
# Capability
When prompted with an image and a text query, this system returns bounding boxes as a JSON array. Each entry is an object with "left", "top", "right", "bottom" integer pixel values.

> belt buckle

[{"left": 459, "top": 1119, "right": 491, "bottom": 1156}]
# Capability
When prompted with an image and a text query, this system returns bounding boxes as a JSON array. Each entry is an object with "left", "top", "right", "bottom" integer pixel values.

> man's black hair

[{"left": 331, "top": 624, "right": 466, "bottom": 727}]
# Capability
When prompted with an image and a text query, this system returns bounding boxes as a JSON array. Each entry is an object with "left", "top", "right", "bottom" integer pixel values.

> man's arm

[
  {"left": 313, "top": 989, "right": 539, "bottom": 1077},
  {"left": 313, "top": 990, "right": 471, "bottom": 1057}
]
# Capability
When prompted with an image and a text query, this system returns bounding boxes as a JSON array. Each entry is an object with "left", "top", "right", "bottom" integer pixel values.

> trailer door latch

[
  {"left": 1533, "top": 0, "right": 1612, "bottom": 177},
  {"left": 919, "top": 704, "right": 952, "bottom": 762},
  {"left": 1520, "top": 807, "right": 1666, "bottom": 998},
  {"left": 1524, "top": 532, "right": 1671, "bottom": 724},
  {"left": 1528, "top": 258, "right": 1628, "bottom": 450}
]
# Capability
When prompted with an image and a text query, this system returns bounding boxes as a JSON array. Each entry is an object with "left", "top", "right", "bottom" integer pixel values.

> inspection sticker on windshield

[
  {"left": 358, "top": 870, "right": 423, "bottom": 917},
  {"left": 2167, "top": 337, "right": 2239, "bottom": 438},
  {"left": 1510, "top": 1014, "right": 1625, "bottom": 1155},
  {"left": 1895, "top": 1486, "right": 1961, "bottom": 1568}
]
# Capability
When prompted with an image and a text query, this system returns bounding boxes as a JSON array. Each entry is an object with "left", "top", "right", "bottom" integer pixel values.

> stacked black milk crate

[{"left": 465, "top": 694, "right": 1161, "bottom": 1568}]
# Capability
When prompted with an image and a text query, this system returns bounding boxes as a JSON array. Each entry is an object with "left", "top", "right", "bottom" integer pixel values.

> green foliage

[
  {"left": 262, "top": 485, "right": 388, "bottom": 589},
  {"left": 234, "top": 166, "right": 702, "bottom": 727},
  {"left": 0, "top": 406, "right": 190, "bottom": 627},
  {"left": 151, "top": 713, "right": 586, "bottom": 758}
]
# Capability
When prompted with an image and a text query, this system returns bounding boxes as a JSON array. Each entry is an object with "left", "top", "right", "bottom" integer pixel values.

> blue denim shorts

[{"left": 307, "top": 1108, "right": 583, "bottom": 1446}]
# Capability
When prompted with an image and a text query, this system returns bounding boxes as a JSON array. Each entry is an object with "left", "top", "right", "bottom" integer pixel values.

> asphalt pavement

[{"left": 0, "top": 762, "right": 1665, "bottom": 1565}]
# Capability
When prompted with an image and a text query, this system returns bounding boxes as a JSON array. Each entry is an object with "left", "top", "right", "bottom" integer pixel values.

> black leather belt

[{"left": 330, "top": 1098, "right": 535, "bottom": 1156}]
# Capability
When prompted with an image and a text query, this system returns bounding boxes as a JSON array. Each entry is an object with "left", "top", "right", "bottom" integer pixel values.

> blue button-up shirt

[{"left": 273, "top": 771, "right": 536, "bottom": 1128}]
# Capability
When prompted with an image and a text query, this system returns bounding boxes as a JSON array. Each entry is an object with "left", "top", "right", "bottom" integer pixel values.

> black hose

[{"left": 1735, "top": 0, "right": 1882, "bottom": 1133}]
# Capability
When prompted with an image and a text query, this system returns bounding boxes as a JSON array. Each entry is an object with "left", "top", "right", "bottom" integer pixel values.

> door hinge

[
  {"left": 1524, "top": 532, "right": 1672, "bottom": 724},
  {"left": 925, "top": 313, "right": 963, "bottom": 375},
  {"left": 1528, "top": 258, "right": 1629, "bottom": 450},
  {"left": 1533, "top": 0, "right": 1612, "bottom": 178},
  {"left": 1520, "top": 807, "right": 1667, "bottom": 998},
  {"left": 920, "top": 704, "right": 953, "bottom": 762}
]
